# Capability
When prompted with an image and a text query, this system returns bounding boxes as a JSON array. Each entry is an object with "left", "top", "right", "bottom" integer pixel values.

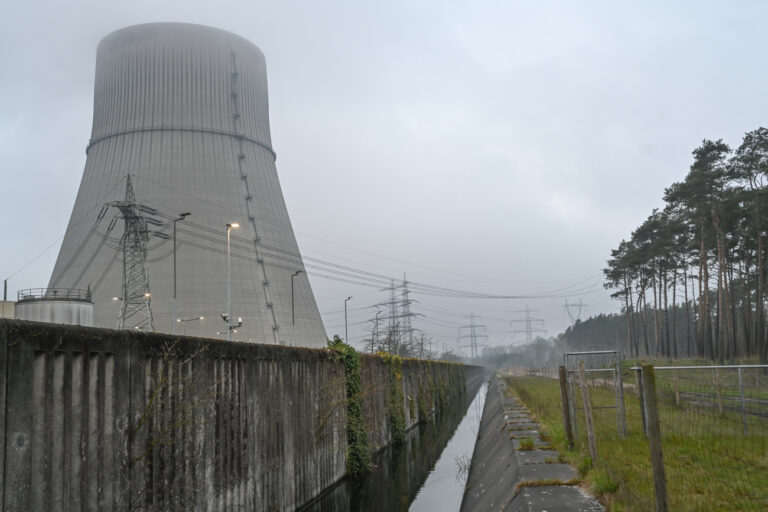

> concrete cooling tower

[{"left": 48, "top": 23, "right": 327, "bottom": 347}]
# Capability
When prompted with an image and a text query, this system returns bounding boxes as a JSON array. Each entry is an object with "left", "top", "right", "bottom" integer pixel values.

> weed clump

[
  {"left": 519, "top": 438, "right": 535, "bottom": 450},
  {"left": 591, "top": 468, "right": 619, "bottom": 496},
  {"left": 577, "top": 456, "right": 593, "bottom": 477}
]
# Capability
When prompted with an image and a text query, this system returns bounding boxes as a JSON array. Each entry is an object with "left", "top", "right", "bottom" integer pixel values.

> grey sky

[{"left": 2, "top": 1, "right": 767, "bottom": 354}]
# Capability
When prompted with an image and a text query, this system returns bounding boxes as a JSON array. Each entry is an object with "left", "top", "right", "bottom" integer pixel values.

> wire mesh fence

[
  {"left": 565, "top": 362, "right": 768, "bottom": 511},
  {"left": 644, "top": 365, "right": 768, "bottom": 511},
  {"left": 565, "top": 355, "right": 657, "bottom": 510},
  {"left": 504, "top": 360, "right": 768, "bottom": 510}
]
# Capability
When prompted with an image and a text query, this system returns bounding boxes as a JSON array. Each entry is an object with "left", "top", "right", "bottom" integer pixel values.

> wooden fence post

[
  {"left": 577, "top": 361, "right": 598, "bottom": 463},
  {"left": 636, "top": 367, "right": 648, "bottom": 438},
  {"left": 673, "top": 370, "right": 680, "bottom": 407},
  {"left": 714, "top": 368, "right": 724, "bottom": 416},
  {"left": 642, "top": 364, "right": 668, "bottom": 512},
  {"left": 558, "top": 366, "right": 574, "bottom": 450}
]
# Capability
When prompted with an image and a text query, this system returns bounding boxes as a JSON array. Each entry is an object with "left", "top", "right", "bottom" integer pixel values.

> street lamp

[
  {"left": 374, "top": 310, "right": 381, "bottom": 353},
  {"left": 173, "top": 212, "right": 191, "bottom": 335},
  {"left": 344, "top": 296, "right": 353, "bottom": 342},
  {"left": 226, "top": 222, "right": 239, "bottom": 341},
  {"left": 291, "top": 270, "right": 303, "bottom": 326},
  {"left": 177, "top": 316, "right": 204, "bottom": 336}
]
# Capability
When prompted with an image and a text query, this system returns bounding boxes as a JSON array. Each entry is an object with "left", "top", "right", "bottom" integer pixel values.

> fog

[{"left": 2, "top": 1, "right": 767, "bottom": 354}]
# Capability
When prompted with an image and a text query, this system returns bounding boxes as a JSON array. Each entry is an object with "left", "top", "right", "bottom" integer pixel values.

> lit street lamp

[
  {"left": 173, "top": 212, "right": 191, "bottom": 335},
  {"left": 344, "top": 296, "right": 353, "bottom": 342},
  {"left": 226, "top": 222, "right": 239, "bottom": 341},
  {"left": 177, "top": 316, "right": 204, "bottom": 336},
  {"left": 291, "top": 270, "right": 303, "bottom": 326}
]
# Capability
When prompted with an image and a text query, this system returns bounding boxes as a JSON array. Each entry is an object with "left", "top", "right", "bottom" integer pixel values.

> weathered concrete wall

[{"left": 0, "top": 320, "right": 478, "bottom": 511}]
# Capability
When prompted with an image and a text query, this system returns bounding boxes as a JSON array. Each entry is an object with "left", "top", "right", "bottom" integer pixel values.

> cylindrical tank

[
  {"left": 47, "top": 23, "right": 326, "bottom": 346},
  {"left": 15, "top": 288, "right": 94, "bottom": 326}
]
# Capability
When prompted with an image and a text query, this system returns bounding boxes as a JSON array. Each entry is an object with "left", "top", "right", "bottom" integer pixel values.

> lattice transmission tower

[
  {"left": 510, "top": 305, "right": 546, "bottom": 343},
  {"left": 458, "top": 312, "right": 488, "bottom": 359},
  {"left": 107, "top": 175, "right": 160, "bottom": 331},
  {"left": 563, "top": 298, "right": 589, "bottom": 326}
]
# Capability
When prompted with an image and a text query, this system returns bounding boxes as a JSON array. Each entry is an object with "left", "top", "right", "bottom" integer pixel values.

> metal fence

[
  {"left": 634, "top": 364, "right": 768, "bottom": 511},
  {"left": 563, "top": 362, "right": 768, "bottom": 511}
]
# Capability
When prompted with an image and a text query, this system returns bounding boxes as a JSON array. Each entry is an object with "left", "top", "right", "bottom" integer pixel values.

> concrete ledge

[
  {"left": 509, "top": 486, "right": 604, "bottom": 512},
  {"left": 460, "top": 376, "right": 604, "bottom": 512}
]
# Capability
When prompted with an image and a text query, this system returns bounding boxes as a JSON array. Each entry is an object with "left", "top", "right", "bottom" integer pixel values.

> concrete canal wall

[{"left": 0, "top": 319, "right": 480, "bottom": 511}]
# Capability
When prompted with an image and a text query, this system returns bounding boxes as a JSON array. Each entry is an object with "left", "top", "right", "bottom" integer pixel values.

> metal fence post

[
  {"left": 738, "top": 368, "right": 748, "bottom": 437},
  {"left": 578, "top": 361, "right": 598, "bottom": 463},
  {"left": 641, "top": 364, "right": 668, "bottom": 512},
  {"left": 559, "top": 365, "right": 574, "bottom": 450}
]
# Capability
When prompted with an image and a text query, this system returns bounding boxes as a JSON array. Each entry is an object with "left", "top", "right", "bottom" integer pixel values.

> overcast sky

[{"left": 2, "top": 1, "right": 767, "bottom": 354}]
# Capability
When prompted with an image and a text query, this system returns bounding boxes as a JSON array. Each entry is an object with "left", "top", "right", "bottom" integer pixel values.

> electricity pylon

[
  {"left": 510, "top": 305, "right": 546, "bottom": 343},
  {"left": 458, "top": 312, "right": 488, "bottom": 358},
  {"left": 563, "top": 298, "right": 588, "bottom": 326},
  {"left": 107, "top": 175, "right": 159, "bottom": 331}
]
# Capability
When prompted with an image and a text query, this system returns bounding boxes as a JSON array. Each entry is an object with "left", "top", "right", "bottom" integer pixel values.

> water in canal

[{"left": 302, "top": 379, "right": 488, "bottom": 512}]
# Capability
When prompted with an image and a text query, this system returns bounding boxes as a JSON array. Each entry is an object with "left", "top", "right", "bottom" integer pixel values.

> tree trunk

[
  {"left": 640, "top": 289, "right": 650, "bottom": 356},
  {"left": 700, "top": 220, "right": 713, "bottom": 361},
  {"left": 663, "top": 265, "right": 670, "bottom": 357},
  {"left": 623, "top": 274, "right": 634, "bottom": 357},
  {"left": 758, "top": 225, "right": 768, "bottom": 362},
  {"left": 711, "top": 207, "right": 729, "bottom": 363},
  {"left": 672, "top": 266, "right": 678, "bottom": 359},
  {"left": 684, "top": 265, "right": 692, "bottom": 357},
  {"left": 629, "top": 283, "right": 638, "bottom": 357},
  {"left": 652, "top": 260, "right": 660, "bottom": 356}
]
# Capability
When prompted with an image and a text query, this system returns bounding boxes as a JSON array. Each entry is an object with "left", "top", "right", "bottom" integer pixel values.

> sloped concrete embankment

[
  {"left": 0, "top": 319, "right": 480, "bottom": 511},
  {"left": 460, "top": 376, "right": 604, "bottom": 512}
]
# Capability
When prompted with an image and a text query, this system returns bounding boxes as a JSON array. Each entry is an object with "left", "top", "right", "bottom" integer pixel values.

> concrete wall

[
  {"left": 0, "top": 320, "right": 478, "bottom": 511},
  {"left": 0, "top": 302, "right": 13, "bottom": 319}
]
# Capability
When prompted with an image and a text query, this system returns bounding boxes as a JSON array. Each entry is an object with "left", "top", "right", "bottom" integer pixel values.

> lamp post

[
  {"left": 291, "top": 270, "right": 303, "bottom": 326},
  {"left": 374, "top": 310, "right": 381, "bottom": 353},
  {"left": 226, "top": 222, "right": 239, "bottom": 341},
  {"left": 344, "top": 296, "right": 352, "bottom": 342},
  {"left": 173, "top": 212, "right": 191, "bottom": 335},
  {"left": 177, "top": 316, "right": 204, "bottom": 336}
]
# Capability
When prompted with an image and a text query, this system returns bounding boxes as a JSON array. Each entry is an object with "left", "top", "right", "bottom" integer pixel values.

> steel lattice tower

[
  {"left": 108, "top": 176, "right": 154, "bottom": 330},
  {"left": 459, "top": 312, "right": 488, "bottom": 359}
]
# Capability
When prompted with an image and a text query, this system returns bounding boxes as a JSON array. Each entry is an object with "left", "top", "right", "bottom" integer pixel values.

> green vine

[
  {"left": 328, "top": 336, "right": 372, "bottom": 475},
  {"left": 379, "top": 351, "right": 406, "bottom": 446}
]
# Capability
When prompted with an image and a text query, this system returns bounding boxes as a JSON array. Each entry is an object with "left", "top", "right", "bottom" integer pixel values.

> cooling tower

[{"left": 48, "top": 23, "right": 327, "bottom": 347}]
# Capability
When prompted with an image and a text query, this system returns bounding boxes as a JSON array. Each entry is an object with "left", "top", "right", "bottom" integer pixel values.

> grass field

[{"left": 503, "top": 374, "right": 768, "bottom": 511}]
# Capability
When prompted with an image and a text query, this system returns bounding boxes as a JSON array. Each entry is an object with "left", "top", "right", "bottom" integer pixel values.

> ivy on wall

[{"left": 328, "top": 335, "right": 372, "bottom": 475}]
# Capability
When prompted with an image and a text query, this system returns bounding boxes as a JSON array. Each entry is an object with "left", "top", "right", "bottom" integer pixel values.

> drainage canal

[{"left": 302, "top": 380, "right": 488, "bottom": 512}]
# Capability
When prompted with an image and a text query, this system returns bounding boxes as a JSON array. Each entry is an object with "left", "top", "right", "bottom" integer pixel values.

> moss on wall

[{"left": 379, "top": 351, "right": 406, "bottom": 446}]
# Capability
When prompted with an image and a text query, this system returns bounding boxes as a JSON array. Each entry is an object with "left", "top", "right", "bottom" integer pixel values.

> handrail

[{"left": 16, "top": 288, "right": 92, "bottom": 302}]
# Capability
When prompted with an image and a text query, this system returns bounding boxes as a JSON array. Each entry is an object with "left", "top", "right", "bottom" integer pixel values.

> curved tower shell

[{"left": 48, "top": 23, "right": 327, "bottom": 346}]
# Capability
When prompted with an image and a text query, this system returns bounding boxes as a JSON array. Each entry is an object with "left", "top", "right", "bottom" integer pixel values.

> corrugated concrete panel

[
  {"left": 0, "top": 320, "right": 476, "bottom": 511},
  {"left": 48, "top": 23, "right": 326, "bottom": 347}
]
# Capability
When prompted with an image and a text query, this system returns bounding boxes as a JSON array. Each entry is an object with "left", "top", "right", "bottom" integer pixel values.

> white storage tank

[{"left": 15, "top": 288, "right": 94, "bottom": 327}]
